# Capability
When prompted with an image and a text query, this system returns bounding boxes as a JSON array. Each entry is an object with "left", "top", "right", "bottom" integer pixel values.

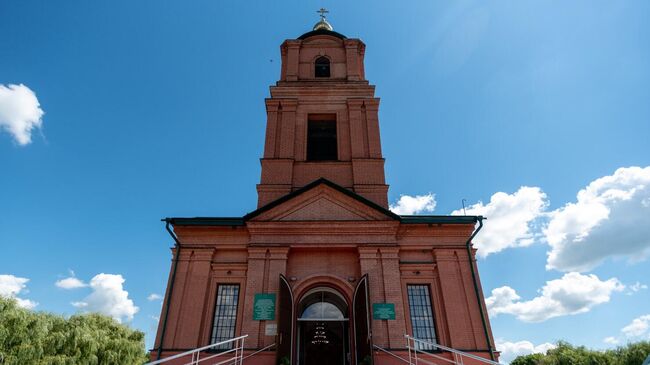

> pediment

[{"left": 247, "top": 182, "right": 396, "bottom": 222}]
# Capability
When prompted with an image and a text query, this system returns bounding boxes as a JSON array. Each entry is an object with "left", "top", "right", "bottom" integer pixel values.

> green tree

[
  {"left": 0, "top": 296, "right": 148, "bottom": 365},
  {"left": 510, "top": 340, "right": 650, "bottom": 365}
]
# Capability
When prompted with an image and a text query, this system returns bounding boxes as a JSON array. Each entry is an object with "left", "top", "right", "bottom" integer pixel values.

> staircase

[
  {"left": 145, "top": 335, "right": 247, "bottom": 365},
  {"left": 374, "top": 335, "right": 503, "bottom": 365},
  {"left": 145, "top": 334, "right": 501, "bottom": 365},
  {"left": 405, "top": 335, "right": 502, "bottom": 365}
]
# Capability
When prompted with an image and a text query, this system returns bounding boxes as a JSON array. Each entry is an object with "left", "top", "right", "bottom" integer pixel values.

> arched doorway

[{"left": 297, "top": 287, "right": 350, "bottom": 365}]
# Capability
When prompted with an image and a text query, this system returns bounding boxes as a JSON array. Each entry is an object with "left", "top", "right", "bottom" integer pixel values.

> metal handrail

[
  {"left": 146, "top": 335, "right": 248, "bottom": 365},
  {"left": 372, "top": 344, "right": 411, "bottom": 364},
  {"left": 241, "top": 342, "right": 275, "bottom": 362},
  {"left": 405, "top": 335, "right": 502, "bottom": 365}
]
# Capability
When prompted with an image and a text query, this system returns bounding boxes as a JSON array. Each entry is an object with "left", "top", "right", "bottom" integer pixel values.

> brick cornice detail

[
  {"left": 247, "top": 247, "right": 268, "bottom": 260},
  {"left": 247, "top": 221, "right": 399, "bottom": 245},
  {"left": 284, "top": 40, "right": 301, "bottom": 48},
  {"left": 379, "top": 247, "right": 399, "bottom": 259},
  {"left": 358, "top": 247, "right": 380, "bottom": 259},
  {"left": 434, "top": 250, "right": 468, "bottom": 262},
  {"left": 177, "top": 248, "right": 214, "bottom": 261},
  {"left": 268, "top": 247, "right": 290, "bottom": 260}
]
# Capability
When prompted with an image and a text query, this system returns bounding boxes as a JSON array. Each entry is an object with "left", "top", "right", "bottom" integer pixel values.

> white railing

[
  {"left": 241, "top": 342, "right": 275, "bottom": 363},
  {"left": 405, "top": 335, "right": 502, "bottom": 365},
  {"left": 146, "top": 335, "right": 247, "bottom": 365},
  {"left": 373, "top": 344, "right": 411, "bottom": 364}
]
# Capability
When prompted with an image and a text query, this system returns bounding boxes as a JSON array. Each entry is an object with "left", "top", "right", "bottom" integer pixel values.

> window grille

[
  {"left": 407, "top": 284, "right": 437, "bottom": 351},
  {"left": 211, "top": 284, "right": 240, "bottom": 349}
]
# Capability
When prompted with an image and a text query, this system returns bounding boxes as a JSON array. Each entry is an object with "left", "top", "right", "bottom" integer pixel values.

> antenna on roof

[{"left": 461, "top": 199, "right": 467, "bottom": 216}]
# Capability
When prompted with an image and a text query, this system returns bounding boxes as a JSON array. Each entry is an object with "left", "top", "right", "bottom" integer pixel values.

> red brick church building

[{"left": 151, "top": 14, "right": 498, "bottom": 365}]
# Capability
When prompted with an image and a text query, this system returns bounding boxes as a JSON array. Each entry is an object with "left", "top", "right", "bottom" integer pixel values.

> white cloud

[
  {"left": 147, "top": 293, "right": 163, "bottom": 301},
  {"left": 55, "top": 277, "right": 88, "bottom": 290},
  {"left": 603, "top": 313, "right": 650, "bottom": 345},
  {"left": 0, "top": 84, "right": 44, "bottom": 145},
  {"left": 603, "top": 336, "right": 619, "bottom": 345},
  {"left": 486, "top": 272, "right": 624, "bottom": 322},
  {"left": 72, "top": 273, "right": 139, "bottom": 323},
  {"left": 622, "top": 314, "right": 650, "bottom": 338},
  {"left": 0, "top": 274, "right": 37, "bottom": 309},
  {"left": 390, "top": 193, "right": 436, "bottom": 215},
  {"left": 452, "top": 187, "right": 548, "bottom": 257},
  {"left": 627, "top": 281, "right": 648, "bottom": 295},
  {"left": 545, "top": 166, "right": 650, "bottom": 272},
  {"left": 497, "top": 340, "right": 556, "bottom": 364}
]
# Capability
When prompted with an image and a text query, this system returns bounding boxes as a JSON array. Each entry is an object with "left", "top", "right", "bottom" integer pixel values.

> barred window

[
  {"left": 407, "top": 285, "right": 437, "bottom": 350},
  {"left": 211, "top": 284, "right": 240, "bottom": 349}
]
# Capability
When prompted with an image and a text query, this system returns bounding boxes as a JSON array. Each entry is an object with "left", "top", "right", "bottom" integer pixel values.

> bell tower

[{"left": 257, "top": 13, "right": 389, "bottom": 208}]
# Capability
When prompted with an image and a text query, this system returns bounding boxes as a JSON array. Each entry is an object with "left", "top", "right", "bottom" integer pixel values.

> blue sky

[{"left": 1, "top": 1, "right": 649, "bottom": 362}]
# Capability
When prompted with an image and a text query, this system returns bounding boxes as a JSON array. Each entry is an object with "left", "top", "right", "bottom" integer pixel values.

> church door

[
  {"left": 277, "top": 275, "right": 294, "bottom": 365},
  {"left": 353, "top": 275, "right": 373, "bottom": 365},
  {"left": 297, "top": 288, "right": 350, "bottom": 365}
]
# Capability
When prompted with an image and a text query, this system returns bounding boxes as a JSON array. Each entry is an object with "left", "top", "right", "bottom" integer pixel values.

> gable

[{"left": 246, "top": 180, "right": 397, "bottom": 222}]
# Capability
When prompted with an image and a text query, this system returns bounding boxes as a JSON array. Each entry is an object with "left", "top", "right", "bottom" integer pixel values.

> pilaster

[
  {"left": 434, "top": 249, "right": 476, "bottom": 349},
  {"left": 263, "top": 247, "right": 289, "bottom": 347},
  {"left": 379, "top": 247, "right": 407, "bottom": 348},
  {"left": 285, "top": 40, "right": 301, "bottom": 81},
  {"left": 345, "top": 40, "right": 361, "bottom": 81},
  {"left": 347, "top": 99, "right": 366, "bottom": 158},
  {"left": 358, "top": 247, "right": 388, "bottom": 347},
  {"left": 173, "top": 248, "right": 214, "bottom": 349},
  {"left": 241, "top": 248, "right": 269, "bottom": 348}
]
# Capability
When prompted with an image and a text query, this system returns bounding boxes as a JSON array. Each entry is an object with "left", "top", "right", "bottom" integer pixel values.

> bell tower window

[
  {"left": 307, "top": 114, "right": 337, "bottom": 161},
  {"left": 315, "top": 56, "right": 330, "bottom": 78}
]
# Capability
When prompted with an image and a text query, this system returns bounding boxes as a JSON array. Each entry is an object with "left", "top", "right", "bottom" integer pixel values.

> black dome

[{"left": 298, "top": 29, "right": 347, "bottom": 40}]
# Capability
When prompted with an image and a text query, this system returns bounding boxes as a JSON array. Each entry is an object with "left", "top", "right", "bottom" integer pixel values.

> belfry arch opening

[
  {"left": 297, "top": 287, "right": 350, "bottom": 365},
  {"left": 314, "top": 56, "right": 331, "bottom": 78},
  {"left": 307, "top": 114, "right": 338, "bottom": 161}
]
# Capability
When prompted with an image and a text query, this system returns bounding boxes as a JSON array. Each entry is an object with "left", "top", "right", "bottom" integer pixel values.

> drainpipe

[
  {"left": 465, "top": 217, "right": 496, "bottom": 361},
  {"left": 156, "top": 220, "right": 182, "bottom": 360}
]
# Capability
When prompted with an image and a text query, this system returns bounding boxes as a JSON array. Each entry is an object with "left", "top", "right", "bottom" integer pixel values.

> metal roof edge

[{"left": 399, "top": 215, "right": 483, "bottom": 224}]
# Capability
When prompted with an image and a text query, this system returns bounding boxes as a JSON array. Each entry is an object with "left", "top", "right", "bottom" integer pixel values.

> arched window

[
  {"left": 298, "top": 287, "right": 348, "bottom": 320},
  {"left": 301, "top": 302, "right": 345, "bottom": 320},
  {"left": 315, "top": 56, "right": 330, "bottom": 78}
]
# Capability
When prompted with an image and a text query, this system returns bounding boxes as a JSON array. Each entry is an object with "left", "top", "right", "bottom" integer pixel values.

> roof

[
  {"left": 163, "top": 217, "right": 245, "bottom": 226},
  {"left": 243, "top": 178, "right": 400, "bottom": 221},
  {"left": 163, "top": 178, "right": 483, "bottom": 226},
  {"left": 298, "top": 29, "right": 347, "bottom": 40},
  {"left": 400, "top": 215, "right": 483, "bottom": 224}
]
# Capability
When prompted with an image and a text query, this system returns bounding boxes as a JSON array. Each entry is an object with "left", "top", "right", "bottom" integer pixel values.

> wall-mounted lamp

[{"left": 290, "top": 276, "right": 297, "bottom": 282}]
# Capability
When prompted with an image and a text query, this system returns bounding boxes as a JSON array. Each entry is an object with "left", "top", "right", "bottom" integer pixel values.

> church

[{"left": 150, "top": 12, "right": 499, "bottom": 365}]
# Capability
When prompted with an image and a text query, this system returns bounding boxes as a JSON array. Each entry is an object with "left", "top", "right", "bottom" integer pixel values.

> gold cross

[{"left": 317, "top": 8, "right": 329, "bottom": 20}]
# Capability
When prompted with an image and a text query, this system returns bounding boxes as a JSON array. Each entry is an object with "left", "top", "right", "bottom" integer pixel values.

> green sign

[
  {"left": 372, "top": 303, "right": 395, "bottom": 320},
  {"left": 253, "top": 293, "right": 276, "bottom": 320}
]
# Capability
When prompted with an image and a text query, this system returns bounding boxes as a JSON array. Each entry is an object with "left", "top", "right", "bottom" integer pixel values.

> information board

[
  {"left": 372, "top": 303, "right": 395, "bottom": 320},
  {"left": 253, "top": 293, "right": 276, "bottom": 320}
]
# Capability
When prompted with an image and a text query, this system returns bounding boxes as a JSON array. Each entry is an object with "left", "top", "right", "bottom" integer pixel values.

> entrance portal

[{"left": 297, "top": 288, "right": 350, "bottom": 365}]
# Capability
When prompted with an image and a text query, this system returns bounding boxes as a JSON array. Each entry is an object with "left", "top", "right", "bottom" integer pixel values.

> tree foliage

[
  {"left": 0, "top": 296, "right": 148, "bottom": 365},
  {"left": 511, "top": 340, "right": 650, "bottom": 365}
]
